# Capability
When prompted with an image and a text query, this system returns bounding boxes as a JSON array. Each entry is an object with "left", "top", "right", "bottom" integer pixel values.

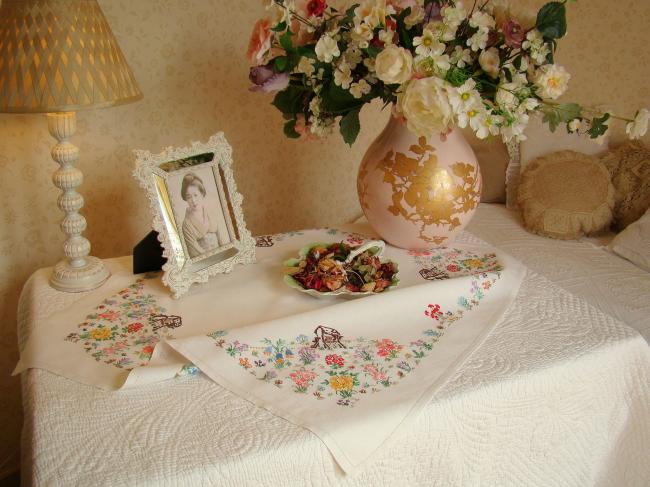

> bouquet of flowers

[{"left": 248, "top": 0, "right": 649, "bottom": 145}]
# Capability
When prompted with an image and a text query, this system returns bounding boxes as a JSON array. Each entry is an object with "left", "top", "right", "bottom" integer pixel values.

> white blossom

[
  {"left": 467, "top": 29, "right": 490, "bottom": 51},
  {"left": 626, "top": 108, "right": 650, "bottom": 139},
  {"left": 296, "top": 56, "right": 316, "bottom": 76},
  {"left": 533, "top": 64, "right": 570, "bottom": 100},
  {"left": 469, "top": 11, "right": 495, "bottom": 30},
  {"left": 350, "top": 79, "right": 372, "bottom": 99},
  {"left": 451, "top": 46, "right": 472, "bottom": 68},
  {"left": 479, "top": 48, "right": 500, "bottom": 79},
  {"left": 442, "top": 2, "right": 467, "bottom": 30},
  {"left": 315, "top": 35, "right": 340, "bottom": 62},
  {"left": 568, "top": 118, "right": 582, "bottom": 133},
  {"left": 334, "top": 61, "right": 353, "bottom": 89}
]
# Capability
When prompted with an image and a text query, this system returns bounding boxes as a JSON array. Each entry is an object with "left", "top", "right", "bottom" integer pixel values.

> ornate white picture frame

[{"left": 134, "top": 132, "right": 256, "bottom": 298}]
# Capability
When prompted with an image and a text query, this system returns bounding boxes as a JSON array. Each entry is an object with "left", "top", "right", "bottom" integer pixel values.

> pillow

[
  {"left": 518, "top": 150, "right": 615, "bottom": 239},
  {"left": 506, "top": 114, "right": 609, "bottom": 209},
  {"left": 462, "top": 127, "right": 509, "bottom": 203},
  {"left": 600, "top": 141, "right": 650, "bottom": 231},
  {"left": 609, "top": 206, "right": 650, "bottom": 272}
]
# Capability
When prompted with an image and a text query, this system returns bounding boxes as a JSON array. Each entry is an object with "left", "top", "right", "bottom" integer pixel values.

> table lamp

[{"left": 0, "top": 0, "right": 142, "bottom": 292}]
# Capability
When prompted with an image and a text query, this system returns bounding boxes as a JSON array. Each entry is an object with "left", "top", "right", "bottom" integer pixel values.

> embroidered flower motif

[
  {"left": 290, "top": 369, "right": 317, "bottom": 392},
  {"left": 239, "top": 358, "right": 252, "bottom": 369},
  {"left": 363, "top": 364, "right": 387, "bottom": 382},
  {"left": 376, "top": 339, "right": 402, "bottom": 359},
  {"left": 210, "top": 247, "right": 503, "bottom": 408},
  {"left": 325, "top": 354, "right": 345, "bottom": 367},
  {"left": 329, "top": 374, "right": 354, "bottom": 392},
  {"left": 127, "top": 322, "right": 144, "bottom": 333},
  {"left": 90, "top": 328, "right": 113, "bottom": 341},
  {"left": 65, "top": 279, "right": 181, "bottom": 370},
  {"left": 97, "top": 310, "right": 120, "bottom": 321},
  {"left": 425, "top": 304, "right": 443, "bottom": 320},
  {"left": 446, "top": 263, "right": 460, "bottom": 272}
]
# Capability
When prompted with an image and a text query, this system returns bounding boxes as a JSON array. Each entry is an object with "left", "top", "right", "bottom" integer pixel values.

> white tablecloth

[{"left": 18, "top": 205, "right": 650, "bottom": 486}]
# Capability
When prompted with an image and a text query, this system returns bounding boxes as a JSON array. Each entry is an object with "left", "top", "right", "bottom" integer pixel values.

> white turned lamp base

[
  {"left": 47, "top": 111, "right": 110, "bottom": 293},
  {"left": 51, "top": 256, "right": 110, "bottom": 292}
]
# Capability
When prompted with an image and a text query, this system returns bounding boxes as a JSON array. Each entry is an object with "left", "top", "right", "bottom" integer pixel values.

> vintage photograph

[
  {"left": 134, "top": 133, "right": 256, "bottom": 298},
  {"left": 168, "top": 164, "right": 231, "bottom": 260}
]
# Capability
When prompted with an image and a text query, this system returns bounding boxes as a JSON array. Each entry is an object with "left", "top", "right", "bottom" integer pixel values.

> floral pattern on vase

[{"left": 358, "top": 116, "right": 481, "bottom": 250}]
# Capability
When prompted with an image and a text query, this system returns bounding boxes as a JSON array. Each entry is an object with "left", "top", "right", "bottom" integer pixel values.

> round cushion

[{"left": 517, "top": 150, "right": 615, "bottom": 239}]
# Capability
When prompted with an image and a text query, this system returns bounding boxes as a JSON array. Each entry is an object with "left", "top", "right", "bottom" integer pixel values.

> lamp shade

[{"left": 0, "top": 0, "right": 142, "bottom": 113}]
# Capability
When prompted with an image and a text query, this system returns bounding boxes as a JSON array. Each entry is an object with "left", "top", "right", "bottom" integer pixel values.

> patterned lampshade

[{"left": 0, "top": 0, "right": 142, "bottom": 113}]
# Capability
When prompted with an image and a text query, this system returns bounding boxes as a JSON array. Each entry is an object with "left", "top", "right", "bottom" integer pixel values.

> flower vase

[{"left": 357, "top": 116, "right": 482, "bottom": 250}]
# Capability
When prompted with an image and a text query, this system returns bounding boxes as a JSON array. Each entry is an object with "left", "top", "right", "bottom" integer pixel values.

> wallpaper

[{"left": 0, "top": 0, "right": 648, "bottom": 476}]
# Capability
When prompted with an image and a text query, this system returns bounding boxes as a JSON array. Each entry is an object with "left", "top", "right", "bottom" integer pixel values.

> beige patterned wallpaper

[{"left": 0, "top": 0, "right": 648, "bottom": 476}]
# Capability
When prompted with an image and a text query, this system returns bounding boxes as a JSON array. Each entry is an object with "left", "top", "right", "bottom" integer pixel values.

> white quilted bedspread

[{"left": 18, "top": 204, "right": 650, "bottom": 487}]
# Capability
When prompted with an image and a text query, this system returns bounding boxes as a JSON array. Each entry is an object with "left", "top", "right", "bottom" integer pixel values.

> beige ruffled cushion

[
  {"left": 600, "top": 141, "right": 650, "bottom": 231},
  {"left": 518, "top": 150, "right": 615, "bottom": 239}
]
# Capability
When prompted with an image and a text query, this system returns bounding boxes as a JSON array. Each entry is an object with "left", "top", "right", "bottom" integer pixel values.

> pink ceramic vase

[{"left": 357, "top": 116, "right": 482, "bottom": 250}]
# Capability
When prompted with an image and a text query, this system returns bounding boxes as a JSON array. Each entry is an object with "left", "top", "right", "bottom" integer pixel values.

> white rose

[
  {"left": 375, "top": 44, "right": 413, "bottom": 85},
  {"left": 315, "top": 35, "right": 340, "bottom": 63},
  {"left": 626, "top": 108, "right": 650, "bottom": 139},
  {"left": 397, "top": 77, "right": 454, "bottom": 137},
  {"left": 479, "top": 47, "right": 500, "bottom": 78},
  {"left": 533, "top": 64, "right": 570, "bottom": 100}
]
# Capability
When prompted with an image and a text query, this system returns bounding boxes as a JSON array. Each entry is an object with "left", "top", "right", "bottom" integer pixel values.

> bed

[{"left": 17, "top": 203, "right": 650, "bottom": 486}]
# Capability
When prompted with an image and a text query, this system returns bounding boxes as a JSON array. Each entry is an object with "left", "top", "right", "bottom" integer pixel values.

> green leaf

[
  {"left": 445, "top": 67, "right": 471, "bottom": 87},
  {"left": 541, "top": 103, "right": 582, "bottom": 132},
  {"left": 283, "top": 119, "right": 300, "bottom": 139},
  {"left": 396, "top": 7, "right": 414, "bottom": 50},
  {"left": 364, "top": 45, "right": 382, "bottom": 58},
  {"left": 536, "top": 2, "right": 567, "bottom": 39},
  {"left": 279, "top": 31, "right": 294, "bottom": 52},
  {"left": 271, "top": 21, "right": 287, "bottom": 32},
  {"left": 274, "top": 56, "right": 289, "bottom": 72},
  {"left": 587, "top": 113, "right": 610, "bottom": 139},
  {"left": 340, "top": 109, "right": 361, "bottom": 146},
  {"left": 272, "top": 86, "right": 304, "bottom": 115},
  {"left": 321, "top": 82, "right": 362, "bottom": 113}
]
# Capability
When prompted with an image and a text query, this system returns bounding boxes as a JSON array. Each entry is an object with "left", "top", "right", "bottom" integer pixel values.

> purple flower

[
  {"left": 249, "top": 65, "right": 289, "bottom": 93},
  {"left": 424, "top": 3, "right": 442, "bottom": 22},
  {"left": 503, "top": 20, "right": 526, "bottom": 48}
]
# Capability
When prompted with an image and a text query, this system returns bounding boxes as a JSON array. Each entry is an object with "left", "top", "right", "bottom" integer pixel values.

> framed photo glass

[{"left": 134, "top": 133, "right": 255, "bottom": 298}]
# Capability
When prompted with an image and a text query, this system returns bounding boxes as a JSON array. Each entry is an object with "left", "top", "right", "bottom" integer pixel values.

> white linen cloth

[
  {"left": 14, "top": 227, "right": 525, "bottom": 473},
  {"left": 16, "top": 209, "right": 650, "bottom": 486}
]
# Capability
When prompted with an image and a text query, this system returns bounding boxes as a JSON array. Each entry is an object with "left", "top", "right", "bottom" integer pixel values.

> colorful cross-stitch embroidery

[
  {"left": 209, "top": 268, "right": 501, "bottom": 407},
  {"left": 65, "top": 278, "right": 182, "bottom": 369}
]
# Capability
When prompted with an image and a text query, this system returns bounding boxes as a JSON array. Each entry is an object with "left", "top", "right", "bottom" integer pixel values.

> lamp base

[{"left": 50, "top": 256, "right": 110, "bottom": 292}]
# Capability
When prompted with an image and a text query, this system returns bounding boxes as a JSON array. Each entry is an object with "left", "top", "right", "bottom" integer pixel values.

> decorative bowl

[{"left": 283, "top": 240, "right": 400, "bottom": 298}]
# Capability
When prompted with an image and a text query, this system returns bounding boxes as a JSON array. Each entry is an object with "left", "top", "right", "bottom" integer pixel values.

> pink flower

[
  {"left": 294, "top": 114, "right": 316, "bottom": 140},
  {"left": 446, "top": 264, "right": 460, "bottom": 272},
  {"left": 98, "top": 310, "right": 120, "bottom": 321},
  {"left": 290, "top": 370, "right": 316, "bottom": 388},
  {"left": 363, "top": 364, "right": 387, "bottom": 381},
  {"left": 408, "top": 249, "right": 431, "bottom": 257},
  {"left": 325, "top": 354, "right": 345, "bottom": 367},
  {"left": 141, "top": 345, "right": 154, "bottom": 356},
  {"left": 376, "top": 339, "right": 401, "bottom": 357},
  {"left": 503, "top": 20, "right": 526, "bottom": 48},
  {"left": 247, "top": 19, "right": 272, "bottom": 66}
]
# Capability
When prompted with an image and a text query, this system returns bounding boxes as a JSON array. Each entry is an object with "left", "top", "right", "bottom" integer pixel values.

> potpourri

[{"left": 284, "top": 242, "right": 398, "bottom": 293}]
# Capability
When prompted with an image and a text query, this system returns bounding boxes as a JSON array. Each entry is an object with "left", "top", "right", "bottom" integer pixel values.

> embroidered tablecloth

[{"left": 15, "top": 226, "right": 525, "bottom": 472}]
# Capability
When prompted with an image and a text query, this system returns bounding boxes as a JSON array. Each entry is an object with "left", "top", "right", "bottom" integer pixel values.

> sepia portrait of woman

[{"left": 180, "top": 171, "right": 230, "bottom": 258}]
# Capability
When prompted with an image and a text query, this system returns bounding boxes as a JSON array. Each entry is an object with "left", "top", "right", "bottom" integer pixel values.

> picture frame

[{"left": 133, "top": 132, "right": 256, "bottom": 298}]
